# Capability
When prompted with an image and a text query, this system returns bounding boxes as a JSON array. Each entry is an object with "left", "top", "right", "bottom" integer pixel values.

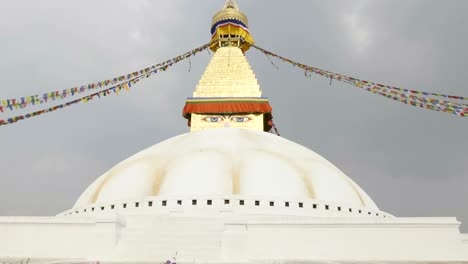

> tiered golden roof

[{"left": 193, "top": 47, "right": 261, "bottom": 98}]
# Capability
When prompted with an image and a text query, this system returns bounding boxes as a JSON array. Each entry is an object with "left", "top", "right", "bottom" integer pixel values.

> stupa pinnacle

[
  {"left": 209, "top": 0, "right": 253, "bottom": 52},
  {"left": 183, "top": 0, "right": 273, "bottom": 132}
]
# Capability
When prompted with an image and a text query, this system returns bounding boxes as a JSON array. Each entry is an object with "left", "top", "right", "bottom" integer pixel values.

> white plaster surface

[
  {"left": 73, "top": 129, "right": 378, "bottom": 211},
  {"left": 1, "top": 129, "right": 467, "bottom": 263},
  {"left": 0, "top": 213, "right": 467, "bottom": 263}
]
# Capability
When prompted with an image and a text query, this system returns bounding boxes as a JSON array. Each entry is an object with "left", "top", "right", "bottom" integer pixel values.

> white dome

[{"left": 73, "top": 129, "right": 378, "bottom": 212}]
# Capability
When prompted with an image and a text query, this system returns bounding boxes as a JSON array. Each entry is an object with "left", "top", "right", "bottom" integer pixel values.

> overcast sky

[{"left": 0, "top": 0, "right": 467, "bottom": 232}]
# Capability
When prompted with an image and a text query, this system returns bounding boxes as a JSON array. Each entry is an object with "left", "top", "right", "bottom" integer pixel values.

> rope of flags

[
  {"left": 270, "top": 121, "right": 280, "bottom": 136},
  {"left": 0, "top": 43, "right": 210, "bottom": 126},
  {"left": 2, "top": 40, "right": 466, "bottom": 126},
  {"left": 0, "top": 43, "right": 210, "bottom": 113},
  {"left": 251, "top": 44, "right": 468, "bottom": 117}
]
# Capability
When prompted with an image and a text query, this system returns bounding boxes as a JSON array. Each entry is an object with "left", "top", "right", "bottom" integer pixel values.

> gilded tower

[{"left": 183, "top": 0, "right": 273, "bottom": 132}]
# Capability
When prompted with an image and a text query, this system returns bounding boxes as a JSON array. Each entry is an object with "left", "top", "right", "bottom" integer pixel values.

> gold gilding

[
  {"left": 210, "top": 0, "right": 253, "bottom": 53},
  {"left": 189, "top": 46, "right": 265, "bottom": 132},
  {"left": 211, "top": 1, "right": 248, "bottom": 27},
  {"left": 193, "top": 47, "right": 261, "bottom": 98}
]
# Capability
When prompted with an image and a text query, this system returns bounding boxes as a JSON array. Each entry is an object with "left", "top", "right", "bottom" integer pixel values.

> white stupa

[{"left": 1, "top": 1, "right": 467, "bottom": 263}]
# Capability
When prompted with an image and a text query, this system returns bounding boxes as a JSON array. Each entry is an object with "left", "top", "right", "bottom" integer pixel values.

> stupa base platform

[{"left": 1, "top": 213, "right": 467, "bottom": 263}]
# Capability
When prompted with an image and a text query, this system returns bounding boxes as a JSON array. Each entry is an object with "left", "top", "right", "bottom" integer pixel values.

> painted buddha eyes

[
  {"left": 203, "top": 116, "right": 223, "bottom": 122},
  {"left": 202, "top": 115, "right": 252, "bottom": 123},
  {"left": 233, "top": 117, "right": 250, "bottom": 122}
]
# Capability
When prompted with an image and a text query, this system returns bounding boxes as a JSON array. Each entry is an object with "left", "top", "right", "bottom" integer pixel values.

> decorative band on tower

[
  {"left": 183, "top": 97, "right": 271, "bottom": 115},
  {"left": 183, "top": 97, "right": 273, "bottom": 131}
]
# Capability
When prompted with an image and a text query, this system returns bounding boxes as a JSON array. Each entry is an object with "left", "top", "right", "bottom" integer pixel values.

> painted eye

[
  {"left": 203, "top": 116, "right": 222, "bottom": 122},
  {"left": 231, "top": 116, "right": 251, "bottom": 123}
]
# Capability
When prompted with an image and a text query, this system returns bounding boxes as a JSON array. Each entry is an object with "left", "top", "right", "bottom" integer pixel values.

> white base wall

[{"left": 0, "top": 213, "right": 467, "bottom": 263}]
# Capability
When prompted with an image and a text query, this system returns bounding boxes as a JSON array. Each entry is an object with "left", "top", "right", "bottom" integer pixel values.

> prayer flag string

[
  {"left": 0, "top": 43, "right": 210, "bottom": 113},
  {"left": 250, "top": 44, "right": 467, "bottom": 117},
  {"left": 0, "top": 44, "right": 210, "bottom": 126}
]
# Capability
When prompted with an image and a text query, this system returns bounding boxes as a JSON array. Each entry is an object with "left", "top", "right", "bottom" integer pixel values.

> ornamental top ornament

[
  {"left": 210, "top": 0, "right": 254, "bottom": 52},
  {"left": 212, "top": 0, "right": 248, "bottom": 27}
]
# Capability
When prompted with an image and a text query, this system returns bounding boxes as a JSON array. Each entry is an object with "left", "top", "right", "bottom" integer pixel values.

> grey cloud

[{"left": 0, "top": 0, "right": 467, "bottom": 232}]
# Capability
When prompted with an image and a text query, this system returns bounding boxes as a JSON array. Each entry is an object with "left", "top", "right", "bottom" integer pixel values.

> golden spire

[
  {"left": 182, "top": 0, "right": 273, "bottom": 133},
  {"left": 210, "top": 0, "right": 254, "bottom": 53},
  {"left": 212, "top": 0, "right": 247, "bottom": 26},
  {"left": 223, "top": 0, "right": 239, "bottom": 10}
]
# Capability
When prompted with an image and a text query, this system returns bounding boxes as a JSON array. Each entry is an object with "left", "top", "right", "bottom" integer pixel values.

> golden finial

[
  {"left": 210, "top": 0, "right": 254, "bottom": 52},
  {"left": 223, "top": 0, "right": 239, "bottom": 10},
  {"left": 212, "top": 0, "right": 248, "bottom": 27}
]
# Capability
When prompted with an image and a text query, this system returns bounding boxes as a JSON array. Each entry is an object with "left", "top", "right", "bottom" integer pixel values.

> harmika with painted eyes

[{"left": 202, "top": 114, "right": 252, "bottom": 123}]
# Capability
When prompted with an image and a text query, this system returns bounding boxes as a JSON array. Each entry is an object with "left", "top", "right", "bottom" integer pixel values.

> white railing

[{"left": 60, "top": 196, "right": 392, "bottom": 219}]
